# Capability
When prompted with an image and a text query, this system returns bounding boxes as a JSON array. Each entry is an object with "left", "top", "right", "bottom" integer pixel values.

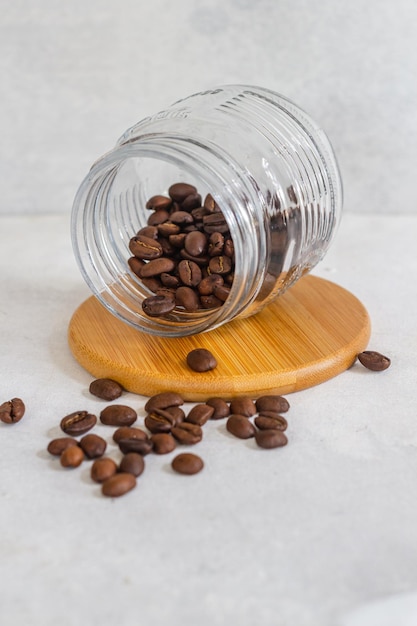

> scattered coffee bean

[
  {"left": 119, "top": 452, "right": 145, "bottom": 477},
  {"left": 112, "top": 426, "right": 148, "bottom": 444},
  {"left": 79, "top": 433, "right": 107, "bottom": 459},
  {"left": 60, "top": 445, "right": 84, "bottom": 468},
  {"left": 255, "top": 395, "right": 290, "bottom": 414},
  {"left": 144, "top": 409, "right": 176, "bottom": 433},
  {"left": 118, "top": 437, "right": 153, "bottom": 455},
  {"left": 100, "top": 405, "right": 137, "bottom": 427},
  {"left": 226, "top": 415, "right": 256, "bottom": 439},
  {"left": 144, "top": 392, "right": 184, "bottom": 413},
  {"left": 102, "top": 473, "right": 136, "bottom": 497},
  {"left": 186, "top": 348, "right": 218, "bottom": 372},
  {"left": 47, "top": 437, "right": 79, "bottom": 456},
  {"left": 91, "top": 457, "right": 118, "bottom": 483},
  {"left": 60, "top": 410, "right": 97, "bottom": 436},
  {"left": 255, "top": 429, "right": 288, "bottom": 449},
  {"left": 151, "top": 433, "right": 177, "bottom": 454},
  {"left": 229, "top": 396, "right": 257, "bottom": 417},
  {"left": 185, "top": 403, "right": 214, "bottom": 426},
  {"left": 255, "top": 414, "right": 288, "bottom": 431},
  {"left": 172, "top": 453, "right": 204, "bottom": 475},
  {"left": 163, "top": 405, "right": 185, "bottom": 425},
  {"left": 89, "top": 378, "right": 124, "bottom": 401},
  {"left": 171, "top": 422, "right": 203, "bottom": 445},
  {"left": 0, "top": 397, "right": 25, "bottom": 424},
  {"left": 206, "top": 397, "right": 230, "bottom": 420},
  {"left": 357, "top": 350, "right": 391, "bottom": 371}
]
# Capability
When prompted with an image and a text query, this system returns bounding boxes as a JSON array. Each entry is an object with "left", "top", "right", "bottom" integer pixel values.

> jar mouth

[{"left": 71, "top": 138, "right": 265, "bottom": 336}]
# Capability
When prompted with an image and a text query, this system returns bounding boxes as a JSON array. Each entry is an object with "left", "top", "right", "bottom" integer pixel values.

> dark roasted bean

[
  {"left": 198, "top": 274, "right": 223, "bottom": 296},
  {"left": 230, "top": 397, "right": 257, "bottom": 417},
  {"left": 147, "top": 209, "right": 170, "bottom": 226},
  {"left": 203, "top": 193, "right": 220, "bottom": 213},
  {"left": 170, "top": 210, "right": 194, "bottom": 225},
  {"left": 223, "top": 238, "right": 234, "bottom": 258},
  {"left": 160, "top": 273, "right": 180, "bottom": 288},
  {"left": 203, "top": 212, "right": 229, "bottom": 233},
  {"left": 100, "top": 405, "right": 137, "bottom": 427},
  {"left": 142, "top": 294, "right": 176, "bottom": 317},
  {"left": 226, "top": 415, "right": 256, "bottom": 439},
  {"left": 186, "top": 348, "right": 218, "bottom": 372},
  {"left": 89, "top": 378, "right": 124, "bottom": 401},
  {"left": 151, "top": 433, "right": 177, "bottom": 454},
  {"left": 145, "top": 408, "right": 176, "bottom": 433},
  {"left": 60, "top": 410, "right": 97, "bottom": 436},
  {"left": 185, "top": 403, "right": 214, "bottom": 426},
  {"left": 255, "top": 395, "right": 290, "bottom": 414},
  {"left": 168, "top": 182, "right": 197, "bottom": 202},
  {"left": 206, "top": 397, "right": 230, "bottom": 420},
  {"left": 118, "top": 437, "right": 153, "bottom": 455},
  {"left": 102, "top": 473, "right": 136, "bottom": 497},
  {"left": 129, "top": 235, "right": 163, "bottom": 260},
  {"left": 79, "top": 433, "right": 107, "bottom": 459},
  {"left": 145, "top": 392, "right": 184, "bottom": 412},
  {"left": 213, "top": 284, "right": 231, "bottom": 302},
  {"left": 119, "top": 452, "right": 145, "bottom": 477},
  {"left": 112, "top": 426, "right": 148, "bottom": 444},
  {"left": 91, "top": 457, "right": 118, "bottom": 483},
  {"left": 175, "top": 286, "right": 200, "bottom": 311},
  {"left": 208, "top": 232, "right": 224, "bottom": 256},
  {"left": 184, "top": 231, "right": 208, "bottom": 256},
  {"left": 255, "top": 429, "right": 288, "bottom": 449},
  {"left": 357, "top": 350, "right": 391, "bottom": 371},
  {"left": 208, "top": 255, "right": 232, "bottom": 275},
  {"left": 157, "top": 221, "right": 181, "bottom": 237},
  {"left": 140, "top": 257, "right": 176, "bottom": 277},
  {"left": 163, "top": 406, "right": 186, "bottom": 425},
  {"left": 47, "top": 437, "right": 78, "bottom": 456},
  {"left": 137, "top": 225, "right": 159, "bottom": 239},
  {"left": 0, "top": 398, "right": 25, "bottom": 424},
  {"left": 60, "top": 445, "right": 84, "bottom": 468},
  {"left": 178, "top": 260, "right": 202, "bottom": 287},
  {"left": 128, "top": 256, "right": 145, "bottom": 277},
  {"left": 255, "top": 414, "right": 288, "bottom": 431},
  {"left": 171, "top": 422, "right": 203, "bottom": 445},
  {"left": 181, "top": 193, "right": 202, "bottom": 211},
  {"left": 172, "top": 453, "right": 204, "bottom": 475},
  {"left": 200, "top": 294, "right": 223, "bottom": 309},
  {"left": 145, "top": 195, "right": 172, "bottom": 211},
  {"left": 141, "top": 276, "right": 163, "bottom": 293}
]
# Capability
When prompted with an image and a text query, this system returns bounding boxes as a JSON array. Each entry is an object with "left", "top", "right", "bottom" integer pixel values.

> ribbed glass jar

[{"left": 71, "top": 85, "right": 343, "bottom": 337}]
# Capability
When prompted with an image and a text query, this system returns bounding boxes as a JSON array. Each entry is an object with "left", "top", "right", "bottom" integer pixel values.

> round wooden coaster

[{"left": 68, "top": 275, "right": 370, "bottom": 401}]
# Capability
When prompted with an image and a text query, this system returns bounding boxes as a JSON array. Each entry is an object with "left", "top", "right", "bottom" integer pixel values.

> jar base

[{"left": 68, "top": 275, "right": 370, "bottom": 401}]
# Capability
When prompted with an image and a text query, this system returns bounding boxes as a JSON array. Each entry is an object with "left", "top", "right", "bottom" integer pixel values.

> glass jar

[{"left": 71, "top": 84, "right": 343, "bottom": 337}]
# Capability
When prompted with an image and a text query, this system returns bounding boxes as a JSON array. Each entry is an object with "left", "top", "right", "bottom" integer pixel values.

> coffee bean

[
  {"left": 0, "top": 398, "right": 25, "bottom": 424},
  {"left": 255, "top": 395, "right": 290, "bottom": 414},
  {"left": 226, "top": 415, "right": 256, "bottom": 439},
  {"left": 91, "top": 457, "right": 118, "bottom": 483},
  {"left": 128, "top": 256, "right": 146, "bottom": 277},
  {"left": 60, "top": 445, "right": 84, "bottom": 468},
  {"left": 203, "top": 193, "right": 220, "bottom": 213},
  {"left": 186, "top": 348, "right": 217, "bottom": 372},
  {"left": 47, "top": 437, "right": 79, "bottom": 456},
  {"left": 140, "top": 257, "right": 176, "bottom": 277},
  {"left": 160, "top": 273, "right": 180, "bottom": 288},
  {"left": 203, "top": 212, "right": 229, "bottom": 234},
  {"left": 142, "top": 294, "right": 176, "bottom": 317},
  {"left": 100, "top": 405, "right": 137, "bottom": 427},
  {"left": 178, "top": 260, "right": 202, "bottom": 287},
  {"left": 119, "top": 452, "right": 145, "bottom": 477},
  {"left": 171, "top": 453, "right": 204, "bottom": 475},
  {"left": 145, "top": 195, "right": 173, "bottom": 211},
  {"left": 200, "top": 294, "right": 223, "bottom": 309},
  {"left": 102, "top": 473, "right": 136, "bottom": 497},
  {"left": 137, "top": 225, "right": 159, "bottom": 239},
  {"left": 255, "top": 429, "right": 288, "bottom": 449},
  {"left": 184, "top": 231, "right": 208, "bottom": 257},
  {"left": 206, "top": 397, "right": 230, "bottom": 420},
  {"left": 147, "top": 209, "right": 170, "bottom": 226},
  {"left": 163, "top": 405, "right": 185, "bottom": 425},
  {"left": 171, "top": 422, "right": 203, "bottom": 445},
  {"left": 170, "top": 210, "right": 194, "bottom": 225},
  {"left": 181, "top": 193, "right": 202, "bottom": 211},
  {"left": 357, "top": 350, "right": 391, "bottom": 371},
  {"left": 60, "top": 411, "right": 97, "bottom": 436},
  {"left": 175, "top": 286, "right": 200, "bottom": 311},
  {"left": 213, "top": 284, "right": 231, "bottom": 302},
  {"left": 144, "top": 392, "right": 184, "bottom": 413},
  {"left": 79, "top": 433, "right": 107, "bottom": 459},
  {"left": 157, "top": 222, "right": 181, "bottom": 237},
  {"left": 168, "top": 182, "right": 197, "bottom": 202},
  {"left": 185, "top": 404, "right": 214, "bottom": 426},
  {"left": 254, "top": 414, "right": 288, "bottom": 431},
  {"left": 151, "top": 433, "right": 177, "bottom": 454},
  {"left": 229, "top": 397, "right": 256, "bottom": 417},
  {"left": 198, "top": 274, "right": 224, "bottom": 296},
  {"left": 144, "top": 408, "right": 176, "bottom": 433},
  {"left": 89, "top": 378, "right": 124, "bottom": 401},
  {"left": 118, "top": 437, "right": 153, "bottom": 455},
  {"left": 129, "top": 235, "right": 163, "bottom": 260},
  {"left": 208, "top": 232, "right": 224, "bottom": 256},
  {"left": 208, "top": 255, "right": 232, "bottom": 275},
  {"left": 112, "top": 426, "right": 148, "bottom": 444}
]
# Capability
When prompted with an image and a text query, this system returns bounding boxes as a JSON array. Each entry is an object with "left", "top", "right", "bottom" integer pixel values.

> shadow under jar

[{"left": 71, "top": 85, "right": 343, "bottom": 337}]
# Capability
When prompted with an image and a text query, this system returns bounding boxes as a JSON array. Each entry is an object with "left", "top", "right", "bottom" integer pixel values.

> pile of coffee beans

[{"left": 127, "top": 182, "right": 235, "bottom": 318}]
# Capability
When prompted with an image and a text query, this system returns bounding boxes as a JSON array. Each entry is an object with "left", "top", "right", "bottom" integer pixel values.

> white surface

[
  {"left": 1, "top": 0, "right": 416, "bottom": 215},
  {"left": 0, "top": 212, "right": 416, "bottom": 626}
]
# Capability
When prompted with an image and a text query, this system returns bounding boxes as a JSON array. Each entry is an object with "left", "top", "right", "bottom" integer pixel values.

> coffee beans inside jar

[{"left": 127, "top": 183, "right": 235, "bottom": 319}]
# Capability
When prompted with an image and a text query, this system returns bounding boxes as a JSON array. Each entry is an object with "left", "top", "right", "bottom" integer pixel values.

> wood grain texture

[{"left": 68, "top": 275, "right": 371, "bottom": 401}]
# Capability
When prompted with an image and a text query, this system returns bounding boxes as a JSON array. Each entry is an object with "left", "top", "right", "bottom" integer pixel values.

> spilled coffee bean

[
  {"left": 357, "top": 350, "right": 391, "bottom": 371},
  {"left": 119, "top": 452, "right": 145, "bottom": 477},
  {"left": 0, "top": 397, "right": 25, "bottom": 424},
  {"left": 91, "top": 457, "right": 118, "bottom": 483},
  {"left": 89, "top": 378, "right": 124, "bottom": 401},
  {"left": 60, "top": 411, "right": 97, "bottom": 436},
  {"left": 171, "top": 453, "right": 204, "bottom": 475},
  {"left": 100, "top": 405, "right": 137, "bottom": 427},
  {"left": 102, "top": 473, "right": 136, "bottom": 497},
  {"left": 186, "top": 348, "right": 217, "bottom": 372}
]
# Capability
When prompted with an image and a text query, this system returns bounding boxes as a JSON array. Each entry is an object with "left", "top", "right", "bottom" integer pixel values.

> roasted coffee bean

[
  {"left": 47, "top": 437, "right": 78, "bottom": 456},
  {"left": 184, "top": 231, "right": 207, "bottom": 257},
  {"left": 144, "top": 408, "right": 176, "bottom": 434},
  {"left": 142, "top": 294, "right": 176, "bottom": 317},
  {"left": 137, "top": 225, "right": 159, "bottom": 239},
  {"left": 89, "top": 378, "right": 124, "bottom": 401},
  {"left": 186, "top": 348, "right": 218, "bottom": 372},
  {"left": 171, "top": 422, "right": 203, "bottom": 445},
  {"left": 208, "top": 232, "right": 224, "bottom": 256},
  {"left": 60, "top": 445, "right": 84, "bottom": 468},
  {"left": 185, "top": 403, "right": 214, "bottom": 426},
  {"left": 255, "top": 414, "right": 288, "bottom": 431},
  {"left": 157, "top": 222, "right": 181, "bottom": 237},
  {"left": 169, "top": 182, "right": 197, "bottom": 202},
  {"left": 223, "top": 238, "right": 234, "bottom": 259},
  {"left": 91, "top": 457, "right": 118, "bottom": 483},
  {"left": 200, "top": 294, "right": 223, "bottom": 309},
  {"left": 100, "top": 405, "right": 137, "bottom": 427},
  {"left": 128, "top": 256, "right": 145, "bottom": 277},
  {"left": 178, "top": 260, "right": 202, "bottom": 287},
  {"left": 255, "top": 429, "right": 288, "bottom": 449},
  {"left": 145, "top": 392, "right": 184, "bottom": 412},
  {"left": 112, "top": 426, "right": 148, "bottom": 444},
  {"left": 163, "top": 405, "right": 185, "bottom": 425},
  {"left": 206, "top": 397, "right": 230, "bottom": 420},
  {"left": 230, "top": 397, "right": 257, "bottom": 417},
  {"left": 203, "top": 193, "right": 219, "bottom": 213},
  {"left": 226, "top": 415, "right": 256, "bottom": 439},
  {"left": 145, "top": 195, "right": 172, "bottom": 211},
  {"left": 175, "top": 286, "right": 200, "bottom": 311},
  {"left": 147, "top": 209, "right": 170, "bottom": 226},
  {"left": 158, "top": 236, "right": 176, "bottom": 256},
  {"left": 170, "top": 210, "right": 195, "bottom": 225},
  {"left": 357, "top": 350, "right": 391, "bottom": 371},
  {"left": 119, "top": 452, "right": 145, "bottom": 477},
  {"left": 151, "top": 433, "right": 177, "bottom": 454},
  {"left": 203, "top": 212, "right": 229, "bottom": 233},
  {"left": 102, "top": 473, "right": 136, "bottom": 497},
  {"left": 169, "top": 233, "right": 187, "bottom": 248},
  {"left": 255, "top": 395, "right": 290, "bottom": 414},
  {"left": 0, "top": 397, "right": 25, "bottom": 424},
  {"left": 198, "top": 274, "right": 223, "bottom": 295},
  {"left": 181, "top": 193, "right": 202, "bottom": 211},
  {"left": 172, "top": 453, "right": 204, "bottom": 475},
  {"left": 140, "top": 257, "right": 176, "bottom": 277},
  {"left": 118, "top": 437, "right": 153, "bottom": 455},
  {"left": 180, "top": 249, "right": 210, "bottom": 266},
  {"left": 129, "top": 235, "right": 163, "bottom": 260},
  {"left": 160, "top": 273, "right": 180, "bottom": 288},
  {"left": 213, "top": 284, "right": 231, "bottom": 302},
  {"left": 60, "top": 410, "right": 97, "bottom": 436},
  {"left": 79, "top": 433, "right": 107, "bottom": 459},
  {"left": 208, "top": 255, "right": 232, "bottom": 275},
  {"left": 141, "top": 276, "right": 163, "bottom": 293}
]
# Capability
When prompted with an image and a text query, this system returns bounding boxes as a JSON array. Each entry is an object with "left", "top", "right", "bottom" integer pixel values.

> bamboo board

[{"left": 68, "top": 275, "right": 371, "bottom": 401}]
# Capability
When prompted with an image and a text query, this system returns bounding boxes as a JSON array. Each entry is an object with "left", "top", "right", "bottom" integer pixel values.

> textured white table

[{"left": 0, "top": 213, "right": 416, "bottom": 626}]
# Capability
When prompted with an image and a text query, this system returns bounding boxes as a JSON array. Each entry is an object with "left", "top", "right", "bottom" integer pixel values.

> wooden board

[{"left": 68, "top": 275, "right": 370, "bottom": 401}]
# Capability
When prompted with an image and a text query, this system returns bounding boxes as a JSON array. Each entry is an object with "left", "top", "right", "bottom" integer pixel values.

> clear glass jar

[{"left": 71, "top": 85, "right": 343, "bottom": 337}]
